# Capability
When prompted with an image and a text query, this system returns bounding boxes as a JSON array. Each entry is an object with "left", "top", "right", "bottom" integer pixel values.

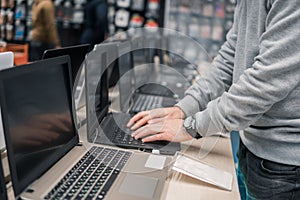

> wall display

[
  {"left": 164, "top": 0, "right": 236, "bottom": 58},
  {"left": 0, "top": 0, "right": 15, "bottom": 41},
  {"left": 0, "top": 0, "right": 86, "bottom": 45},
  {"left": 0, "top": 0, "right": 34, "bottom": 42},
  {"left": 1, "top": 0, "right": 164, "bottom": 46},
  {"left": 53, "top": 0, "right": 85, "bottom": 46},
  {"left": 108, "top": 0, "right": 165, "bottom": 35},
  {"left": 14, "top": 0, "right": 26, "bottom": 41}
]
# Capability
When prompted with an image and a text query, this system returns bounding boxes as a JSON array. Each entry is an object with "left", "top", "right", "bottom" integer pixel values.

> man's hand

[
  {"left": 127, "top": 106, "right": 185, "bottom": 130},
  {"left": 131, "top": 118, "right": 193, "bottom": 143}
]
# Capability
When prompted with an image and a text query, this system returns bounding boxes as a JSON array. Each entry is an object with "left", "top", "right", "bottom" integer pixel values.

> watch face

[
  {"left": 184, "top": 117, "right": 201, "bottom": 139},
  {"left": 184, "top": 116, "right": 193, "bottom": 128}
]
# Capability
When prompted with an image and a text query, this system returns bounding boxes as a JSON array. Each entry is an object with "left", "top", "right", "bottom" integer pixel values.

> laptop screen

[
  {"left": 42, "top": 44, "right": 90, "bottom": 85},
  {"left": 118, "top": 51, "right": 135, "bottom": 112},
  {"left": 0, "top": 56, "right": 79, "bottom": 197},
  {"left": 85, "top": 42, "right": 119, "bottom": 142},
  {"left": 0, "top": 51, "right": 14, "bottom": 151}
]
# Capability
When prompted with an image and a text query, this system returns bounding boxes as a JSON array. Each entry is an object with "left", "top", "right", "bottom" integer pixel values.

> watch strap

[{"left": 184, "top": 116, "right": 202, "bottom": 139}]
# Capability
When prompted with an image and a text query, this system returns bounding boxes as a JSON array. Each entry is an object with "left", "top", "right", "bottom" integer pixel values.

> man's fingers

[
  {"left": 148, "top": 118, "right": 165, "bottom": 124},
  {"left": 127, "top": 111, "right": 149, "bottom": 127},
  {"left": 127, "top": 108, "right": 169, "bottom": 128},
  {"left": 130, "top": 115, "right": 152, "bottom": 130},
  {"left": 131, "top": 124, "right": 163, "bottom": 140},
  {"left": 142, "top": 133, "right": 169, "bottom": 142}
]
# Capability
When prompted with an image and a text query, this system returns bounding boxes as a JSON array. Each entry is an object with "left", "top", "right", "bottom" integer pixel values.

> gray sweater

[{"left": 176, "top": 0, "right": 300, "bottom": 166}]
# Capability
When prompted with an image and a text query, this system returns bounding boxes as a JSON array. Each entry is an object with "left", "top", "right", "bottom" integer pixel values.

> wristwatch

[{"left": 183, "top": 116, "right": 202, "bottom": 139}]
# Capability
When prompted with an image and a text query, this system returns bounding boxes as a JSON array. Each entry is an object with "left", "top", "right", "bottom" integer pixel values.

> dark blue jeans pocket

[
  {"left": 260, "top": 160, "right": 299, "bottom": 176},
  {"left": 249, "top": 160, "right": 299, "bottom": 200},
  {"left": 238, "top": 141, "right": 300, "bottom": 200}
]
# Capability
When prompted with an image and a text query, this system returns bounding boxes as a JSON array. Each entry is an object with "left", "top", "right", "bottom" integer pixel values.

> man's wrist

[
  {"left": 174, "top": 105, "right": 186, "bottom": 119},
  {"left": 183, "top": 116, "right": 202, "bottom": 139},
  {"left": 175, "top": 95, "right": 200, "bottom": 117}
]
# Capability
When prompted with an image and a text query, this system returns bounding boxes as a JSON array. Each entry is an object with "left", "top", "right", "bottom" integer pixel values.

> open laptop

[
  {"left": 42, "top": 44, "right": 90, "bottom": 84},
  {"left": 0, "top": 56, "right": 171, "bottom": 200},
  {"left": 116, "top": 45, "right": 181, "bottom": 114},
  {"left": 0, "top": 51, "right": 14, "bottom": 151},
  {"left": 86, "top": 42, "right": 181, "bottom": 155},
  {"left": 42, "top": 44, "right": 90, "bottom": 109}
]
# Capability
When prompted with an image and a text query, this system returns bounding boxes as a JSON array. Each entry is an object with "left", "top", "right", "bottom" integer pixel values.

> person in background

[
  {"left": 127, "top": 0, "right": 300, "bottom": 199},
  {"left": 30, "top": 0, "right": 61, "bottom": 61},
  {"left": 80, "top": 0, "right": 108, "bottom": 51}
]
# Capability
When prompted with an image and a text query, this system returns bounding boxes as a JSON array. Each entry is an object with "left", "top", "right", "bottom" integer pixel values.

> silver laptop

[
  {"left": 0, "top": 51, "right": 14, "bottom": 151},
  {"left": 86, "top": 42, "right": 181, "bottom": 155},
  {"left": 0, "top": 56, "right": 171, "bottom": 200},
  {"left": 116, "top": 40, "right": 186, "bottom": 115}
]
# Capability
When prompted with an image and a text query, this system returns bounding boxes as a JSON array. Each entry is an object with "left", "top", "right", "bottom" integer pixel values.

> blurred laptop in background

[
  {"left": 0, "top": 51, "right": 14, "bottom": 151},
  {"left": 42, "top": 44, "right": 90, "bottom": 110}
]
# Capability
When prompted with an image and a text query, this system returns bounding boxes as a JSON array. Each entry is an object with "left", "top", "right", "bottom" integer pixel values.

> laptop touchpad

[{"left": 118, "top": 174, "right": 159, "bottom": 199}]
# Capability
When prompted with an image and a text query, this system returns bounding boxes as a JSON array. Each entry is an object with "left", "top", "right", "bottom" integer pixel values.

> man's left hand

[{"left": 131, "top": 118, "right": 193, "bottom": 143}]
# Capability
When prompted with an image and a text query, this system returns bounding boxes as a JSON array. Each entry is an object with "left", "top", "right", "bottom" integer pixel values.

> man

[{"left": 127, "top": 0, "right": 300, "bottom": 199}]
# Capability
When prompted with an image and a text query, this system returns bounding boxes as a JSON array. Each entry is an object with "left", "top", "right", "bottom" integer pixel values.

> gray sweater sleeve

[
  {"left": 178, "top": 0, "right": 300, "bottom": 136},
  {"left": 176, "top": 3, "right": 239, "bottom": 117}
]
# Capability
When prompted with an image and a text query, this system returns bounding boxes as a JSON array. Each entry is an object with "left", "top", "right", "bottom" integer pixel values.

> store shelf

[
  {"left": 107, "top": 0, "right": 165, "bottom": 35},
  {"left": 164, "top": 0, "right": 236, "bottom": 58}
]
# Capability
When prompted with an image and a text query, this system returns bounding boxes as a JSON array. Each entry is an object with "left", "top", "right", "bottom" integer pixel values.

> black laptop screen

[
  {"left": 42, "top": 44, "right": 90, "bottom": 85},
  {"left": 118, "top": 51, "right": 135, "bottom": 112},
  {"left": 0, "top": 56, "right": 78, "bottom": 197}
]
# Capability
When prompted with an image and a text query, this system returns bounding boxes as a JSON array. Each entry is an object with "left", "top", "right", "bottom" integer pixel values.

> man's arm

[
  {"left": 177, "top": 3, "right": 240, "bottom": 117},
  {"left": 193, "top": 0, "right": 300, "bottom": 136},
  {"left": 128, "top": 4, "right": 239, "bottom": 132}
]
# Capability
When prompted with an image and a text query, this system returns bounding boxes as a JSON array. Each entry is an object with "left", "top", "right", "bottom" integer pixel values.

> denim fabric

[{"left": 238, "top": 141, "right": 300, "bottom": 200}]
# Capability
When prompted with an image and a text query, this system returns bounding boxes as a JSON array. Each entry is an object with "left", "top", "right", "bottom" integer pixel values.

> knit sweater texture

[{"left": 176, "top": 0, "right": 300, "bottom": 165}]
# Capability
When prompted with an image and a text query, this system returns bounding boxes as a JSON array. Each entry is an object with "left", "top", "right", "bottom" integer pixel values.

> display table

[
  {"left": 77, "top": 121, "right": 240, "bottom": 200},
  {"left": 162, "top": 137, "right": 240, "bottom": 200},
  {"left": 3, "top": 111, "right": 240, "bottom": 200}
]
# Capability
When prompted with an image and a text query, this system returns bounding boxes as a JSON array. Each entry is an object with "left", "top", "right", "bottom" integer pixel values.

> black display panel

[
  {"left": 42, "top": 44, "right": 90, "bottom": 85},
  {"left": 0, "top": 56, "right": 79, "bottom": 198}
]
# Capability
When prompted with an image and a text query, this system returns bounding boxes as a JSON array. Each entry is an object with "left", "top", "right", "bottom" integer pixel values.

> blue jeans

[{"left": 238, "top": 141, "right": 300, "bottom": 200}]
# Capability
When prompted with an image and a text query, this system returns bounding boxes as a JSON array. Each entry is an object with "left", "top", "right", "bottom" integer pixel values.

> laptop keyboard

[
  {"left": 112, "top": 124, "right": 145, "bottom": 147},
  {"left": 108, "top": 114, "right": 145, "bottom": 147},
  {"left": 132, "top": 94, "right": 163, "bottom": 112},
  {"left": 44, "top": 146, "right": 132, "bottom": 200},
  {"left": 138, "top": 84, "right": 174, "bottom": 97}
]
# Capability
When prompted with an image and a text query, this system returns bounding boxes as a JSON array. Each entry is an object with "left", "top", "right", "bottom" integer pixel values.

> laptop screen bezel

[
  {"left": 85, "top": 42, "right": 120, "bottom": 142},
  {"left": 0, "top": 51, "right": 14, "bottom": 151},
  {"left": 42, "top": 44, "right": 90, "bottom": 85},
  {"left": 0, "top": 55, "right": 80, "bottom": 198}
]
